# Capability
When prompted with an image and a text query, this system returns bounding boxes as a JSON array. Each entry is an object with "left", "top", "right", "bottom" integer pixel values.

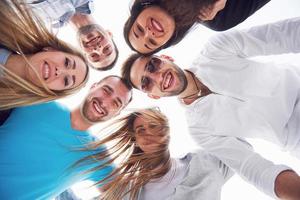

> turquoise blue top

[{"left": 0, "top": 102, "right": 113, "bottom": 200}]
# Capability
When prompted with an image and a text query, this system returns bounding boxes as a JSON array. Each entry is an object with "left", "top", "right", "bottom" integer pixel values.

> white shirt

[
  {"left": 127, "top": 151, "right": 234, "bottom": 200},
  {"left": 185, "top": 17, "right": 300, "bottom": 198}
]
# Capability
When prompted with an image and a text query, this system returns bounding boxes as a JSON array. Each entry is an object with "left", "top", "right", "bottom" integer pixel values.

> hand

[
  {"left": 275, "top": 170, "right": 300, "bottom": 200},
  {"left": 198, "top": 0, "right": 227, "bottom": 21}
]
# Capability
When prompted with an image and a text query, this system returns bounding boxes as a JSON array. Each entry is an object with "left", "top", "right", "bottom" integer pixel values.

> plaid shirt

[{"left": 26, "top": 0, "right": 94, "bottom": 28}]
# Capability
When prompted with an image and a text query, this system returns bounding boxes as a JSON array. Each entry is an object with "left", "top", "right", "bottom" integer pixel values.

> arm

[
  {"left": 189, "top": 130, "right": 292, "bottom": 199},
  {"left": 203, "top": 17, "right": 300, "bottom": 59}
]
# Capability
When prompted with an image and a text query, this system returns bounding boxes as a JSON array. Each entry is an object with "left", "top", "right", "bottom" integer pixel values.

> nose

[
  {"left": 55, "top": 67, "right": 61, "bottom": 77},
  {"left": 55, "top": 66, "right": 69, "bottom": 77},
  {"left": 145, "top": 26, "right": 155, "bottom": 37},
  {"left": 148, "top": 71, "right": 163, "bottom": 89}
]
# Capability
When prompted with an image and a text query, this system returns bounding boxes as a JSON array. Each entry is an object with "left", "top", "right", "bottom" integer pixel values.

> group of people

[{"left": 1, "top": 0, "right": 300, "bottom": 199}]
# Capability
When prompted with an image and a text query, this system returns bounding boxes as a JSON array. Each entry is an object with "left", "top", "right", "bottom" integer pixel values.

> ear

[
  {"left": 148, "top": 94, "right": 160, "bottom": 99},
  {"left": 42, "top": 47, "right": 55, "bottom": 52},
  {"left": 90, "top": 82, "right": 98, "bottom": 89},
  {"left": 106, "top": 30, "right": 113, "bottom": 38},
  {"left": 159, "top": 54, "right": 174, "bottom": 62}
]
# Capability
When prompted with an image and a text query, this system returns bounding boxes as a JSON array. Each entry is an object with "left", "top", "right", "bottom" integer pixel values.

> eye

[
  {"left": 103, "top": 46, "right": 112, "bottom": 55},
  {"left": 141, "top": 77, "right": 151, "bottom": 91},
  {"left": 64, "top": 57, "right": 71, "bottom": 69},
  {"left": 149, "top": 38, "right": 157, "bottom": 46},
  {"left": 146, "top": 62, "right": 156, "bottom": 73},
  {"left": 113, "top": 100, "right": 119, "bottom": 108},
  {"left": 103, "top": 86, "right": 111, "bottom": 95},
  {"left": 136, "top": 24, "right": 144, "bottom": 34},
  {"left": 148, "top": 123, "right": 157, "bottom": 129},
  {"left": 64, "top": 76, "right": 70, "bottom": 87},
  {"left": 136, "top": 128, "right": 145, "bottom": 134}
]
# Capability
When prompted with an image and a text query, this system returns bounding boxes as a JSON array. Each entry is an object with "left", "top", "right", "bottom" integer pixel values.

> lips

[
  {"left": 151, "top": 18, "right": 164, "bottom": 32},
  {"left": 42, "top": 61, "right": 50, "bottom": 81},
  {"left": 162, "top": 71, "right": 173, "bottom": 91},
  {"left": 92, "top": 99, "right": 106, "bottom": 117}
]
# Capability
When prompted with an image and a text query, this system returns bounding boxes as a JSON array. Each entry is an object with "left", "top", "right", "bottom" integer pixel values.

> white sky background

[{"left": 56, "top": 0, "right": 300, "bottom": 199}]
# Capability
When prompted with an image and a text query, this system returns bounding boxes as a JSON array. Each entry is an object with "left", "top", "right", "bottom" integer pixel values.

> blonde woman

[
  {"left": 75, "top": 107, "right": 300, "bottom": 200},
  {"left": 0, "top": 0, "right": 89, "bottom": 111},
  {"left": 72, "top": 108, "right": 171, "bottom": 200}
]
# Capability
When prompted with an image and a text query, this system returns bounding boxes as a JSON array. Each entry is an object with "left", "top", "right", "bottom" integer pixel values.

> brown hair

[
  {"left": 74, "top": 108, "right": 171, "bottom": 200},
  {"left": 123, "top": 0, "right": 217, "bottom": 55},
  {"left": 0, "top": 0, "right": 89, "bottom": 110},
  {"left": 121, "top": 53, "right": 142, "bottom": 89}
]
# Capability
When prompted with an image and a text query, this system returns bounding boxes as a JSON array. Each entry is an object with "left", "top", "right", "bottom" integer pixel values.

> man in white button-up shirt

[{"left": 122, "top": 17, "right": 300, "bottom": 199}]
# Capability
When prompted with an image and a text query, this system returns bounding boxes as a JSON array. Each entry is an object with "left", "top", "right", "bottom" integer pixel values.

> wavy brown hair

[
  {"left": 73, "top": 108, "right": 171, "bottom": 200},
  {"left": 124, "top": 0, "right": 217, "bottom": 55},
  {"left": 0, "top": 0, "right": 89, "bottom": 110}
]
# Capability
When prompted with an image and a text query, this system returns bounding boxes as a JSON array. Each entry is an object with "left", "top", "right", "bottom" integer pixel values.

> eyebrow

[
  {"left": 73, "top": 59, "right": 76, "bottom": 69},
  {"left": 144, "top": 44, "right": 153, "bottom": 50},
  {"left": 133, "top": 29, "right": 139, "bottom": 39}
]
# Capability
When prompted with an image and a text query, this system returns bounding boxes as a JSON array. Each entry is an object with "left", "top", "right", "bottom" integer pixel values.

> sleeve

[
  {"left": 189, "top": 130, "right": 291, "bottom": 199},
  {"left": 75, "top": 1, "right": 94, "bottom": 15},
  {"left": 202, "top": 17, "right": 300, "bottom": 59}
]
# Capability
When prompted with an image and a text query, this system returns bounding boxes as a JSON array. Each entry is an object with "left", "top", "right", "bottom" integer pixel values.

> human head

[
  {"left": 76, "top": 107, "right": 171, "bottom": 199},
  {"left": 124, "top": 0, "right": 217, "bottom": 54},
  {"left": 121, "top": 53, "right": 187, "bottom": 99},
  {"left": 132, "top": 108, "right": 170, "bottom": 153},
  {"left": 78, "top": 24, "right": 118, "bottom": 70},
  {"left": 25, "top": 48, "right": 89, "bottom": 91},
  {"left": 81, "top": 75, "right": 133, "bottom": 123},
  {"left": 0, "top": 0, "right": 90, "bottom": 110}
]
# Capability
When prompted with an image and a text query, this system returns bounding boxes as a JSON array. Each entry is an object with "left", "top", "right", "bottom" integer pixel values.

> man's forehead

[{"left": 130, "top": 56, "right": 149, "bottom": 87}]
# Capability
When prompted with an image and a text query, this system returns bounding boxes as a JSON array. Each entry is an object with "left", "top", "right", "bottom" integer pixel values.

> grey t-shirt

[
  {"left": 0, "top": 47, "right": 11, "bottom": 75},
  {"left": 125, "top": 150, "right": 234, "bottom": 200}
]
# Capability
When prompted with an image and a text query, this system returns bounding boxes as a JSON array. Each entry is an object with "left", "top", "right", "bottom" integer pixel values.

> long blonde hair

[
  {"left": 74, "top": 108, "right": 171, "bottom": 200},
  {"left": 0, "top": 0, "right": 89, "bottom": 110}
]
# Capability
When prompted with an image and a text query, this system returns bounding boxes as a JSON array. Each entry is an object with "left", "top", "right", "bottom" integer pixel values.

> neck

[
  {"left": 5, "top": 54, "right": 28, "bottom": 78},
  {"left": 178, "top": 70, "right": 205, "bottom": 104},
  {"left": 70, "top": 13, "right": 95, "bottom": 29},
  {"left": 70, "top": 107, "right": 92, "bottom": 131}
]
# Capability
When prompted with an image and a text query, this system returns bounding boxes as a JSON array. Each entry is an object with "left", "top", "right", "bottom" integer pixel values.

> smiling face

[
  {"left": 129, "top": 55, "right": 187, "bottom": 98},
  {"left": 133, "top": 115, "right": 167, "bottom": 153},
  {"left": 81, "top": 77, "right": 132, "bottom": 123},
  {"left": 26, "top": 50, "right": 87, "bottom": 91},
  {"left": 129, "top": 6, "right": 175, "bottom": 54},
  {"left": 78, "top": 25, "right": 117, "bottom": 69}
]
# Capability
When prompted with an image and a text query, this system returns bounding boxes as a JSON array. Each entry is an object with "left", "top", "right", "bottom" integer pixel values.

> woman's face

[
  {"left": 133, "top": 115, "right": 166, "bottom": 153},
  {"left": 128, "top": 6, "right": 175, "bottom": 54},
  {"left": 26, "top": 50, "right": 88, "bottom": 91}
]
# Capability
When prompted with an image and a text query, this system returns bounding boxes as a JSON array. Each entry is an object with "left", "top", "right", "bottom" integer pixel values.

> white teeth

[
  {"left": 151, "top": 19, "right": 163, "bottom": 32},
  {"left": 93, "top": 102, "right": 104, "bottom": 115},
  {"left": 163, "top": 73, "right": 172, "bottom": 89},
  {"left": 44, "top": 62, "right": 50, "bottom": 80}
]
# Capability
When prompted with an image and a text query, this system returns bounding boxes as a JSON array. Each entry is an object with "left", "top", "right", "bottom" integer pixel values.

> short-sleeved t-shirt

[
  {"left": 0, "top": 102, "right": 113, "bottom": 200},
  {"left": 0, "top": 47, "right": 12, "bottom": 125},
  {"left": 202, "top": 0, "right": 271, "bottom": 31}
]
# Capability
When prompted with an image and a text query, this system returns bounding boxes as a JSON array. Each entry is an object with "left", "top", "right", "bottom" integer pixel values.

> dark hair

[
  {"left": 123, "top": 0, "right": 217, "bottom": 55},
  {"left": 121, "top": 53, "right": 143, "bottom": 89},
  {"left": 93, "top": 39, "right": 119, "bottom": 71}
]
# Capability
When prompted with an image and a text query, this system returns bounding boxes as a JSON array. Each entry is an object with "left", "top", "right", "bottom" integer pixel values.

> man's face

[
  {"left": 129, "top": 56, "right": 187, "bottom": 98},
  {"left": 81, "top": 77, "right": 131, "bottom": 123},
  {"left": 78, "top": 25, "right": 117, "bottom": 69}
]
